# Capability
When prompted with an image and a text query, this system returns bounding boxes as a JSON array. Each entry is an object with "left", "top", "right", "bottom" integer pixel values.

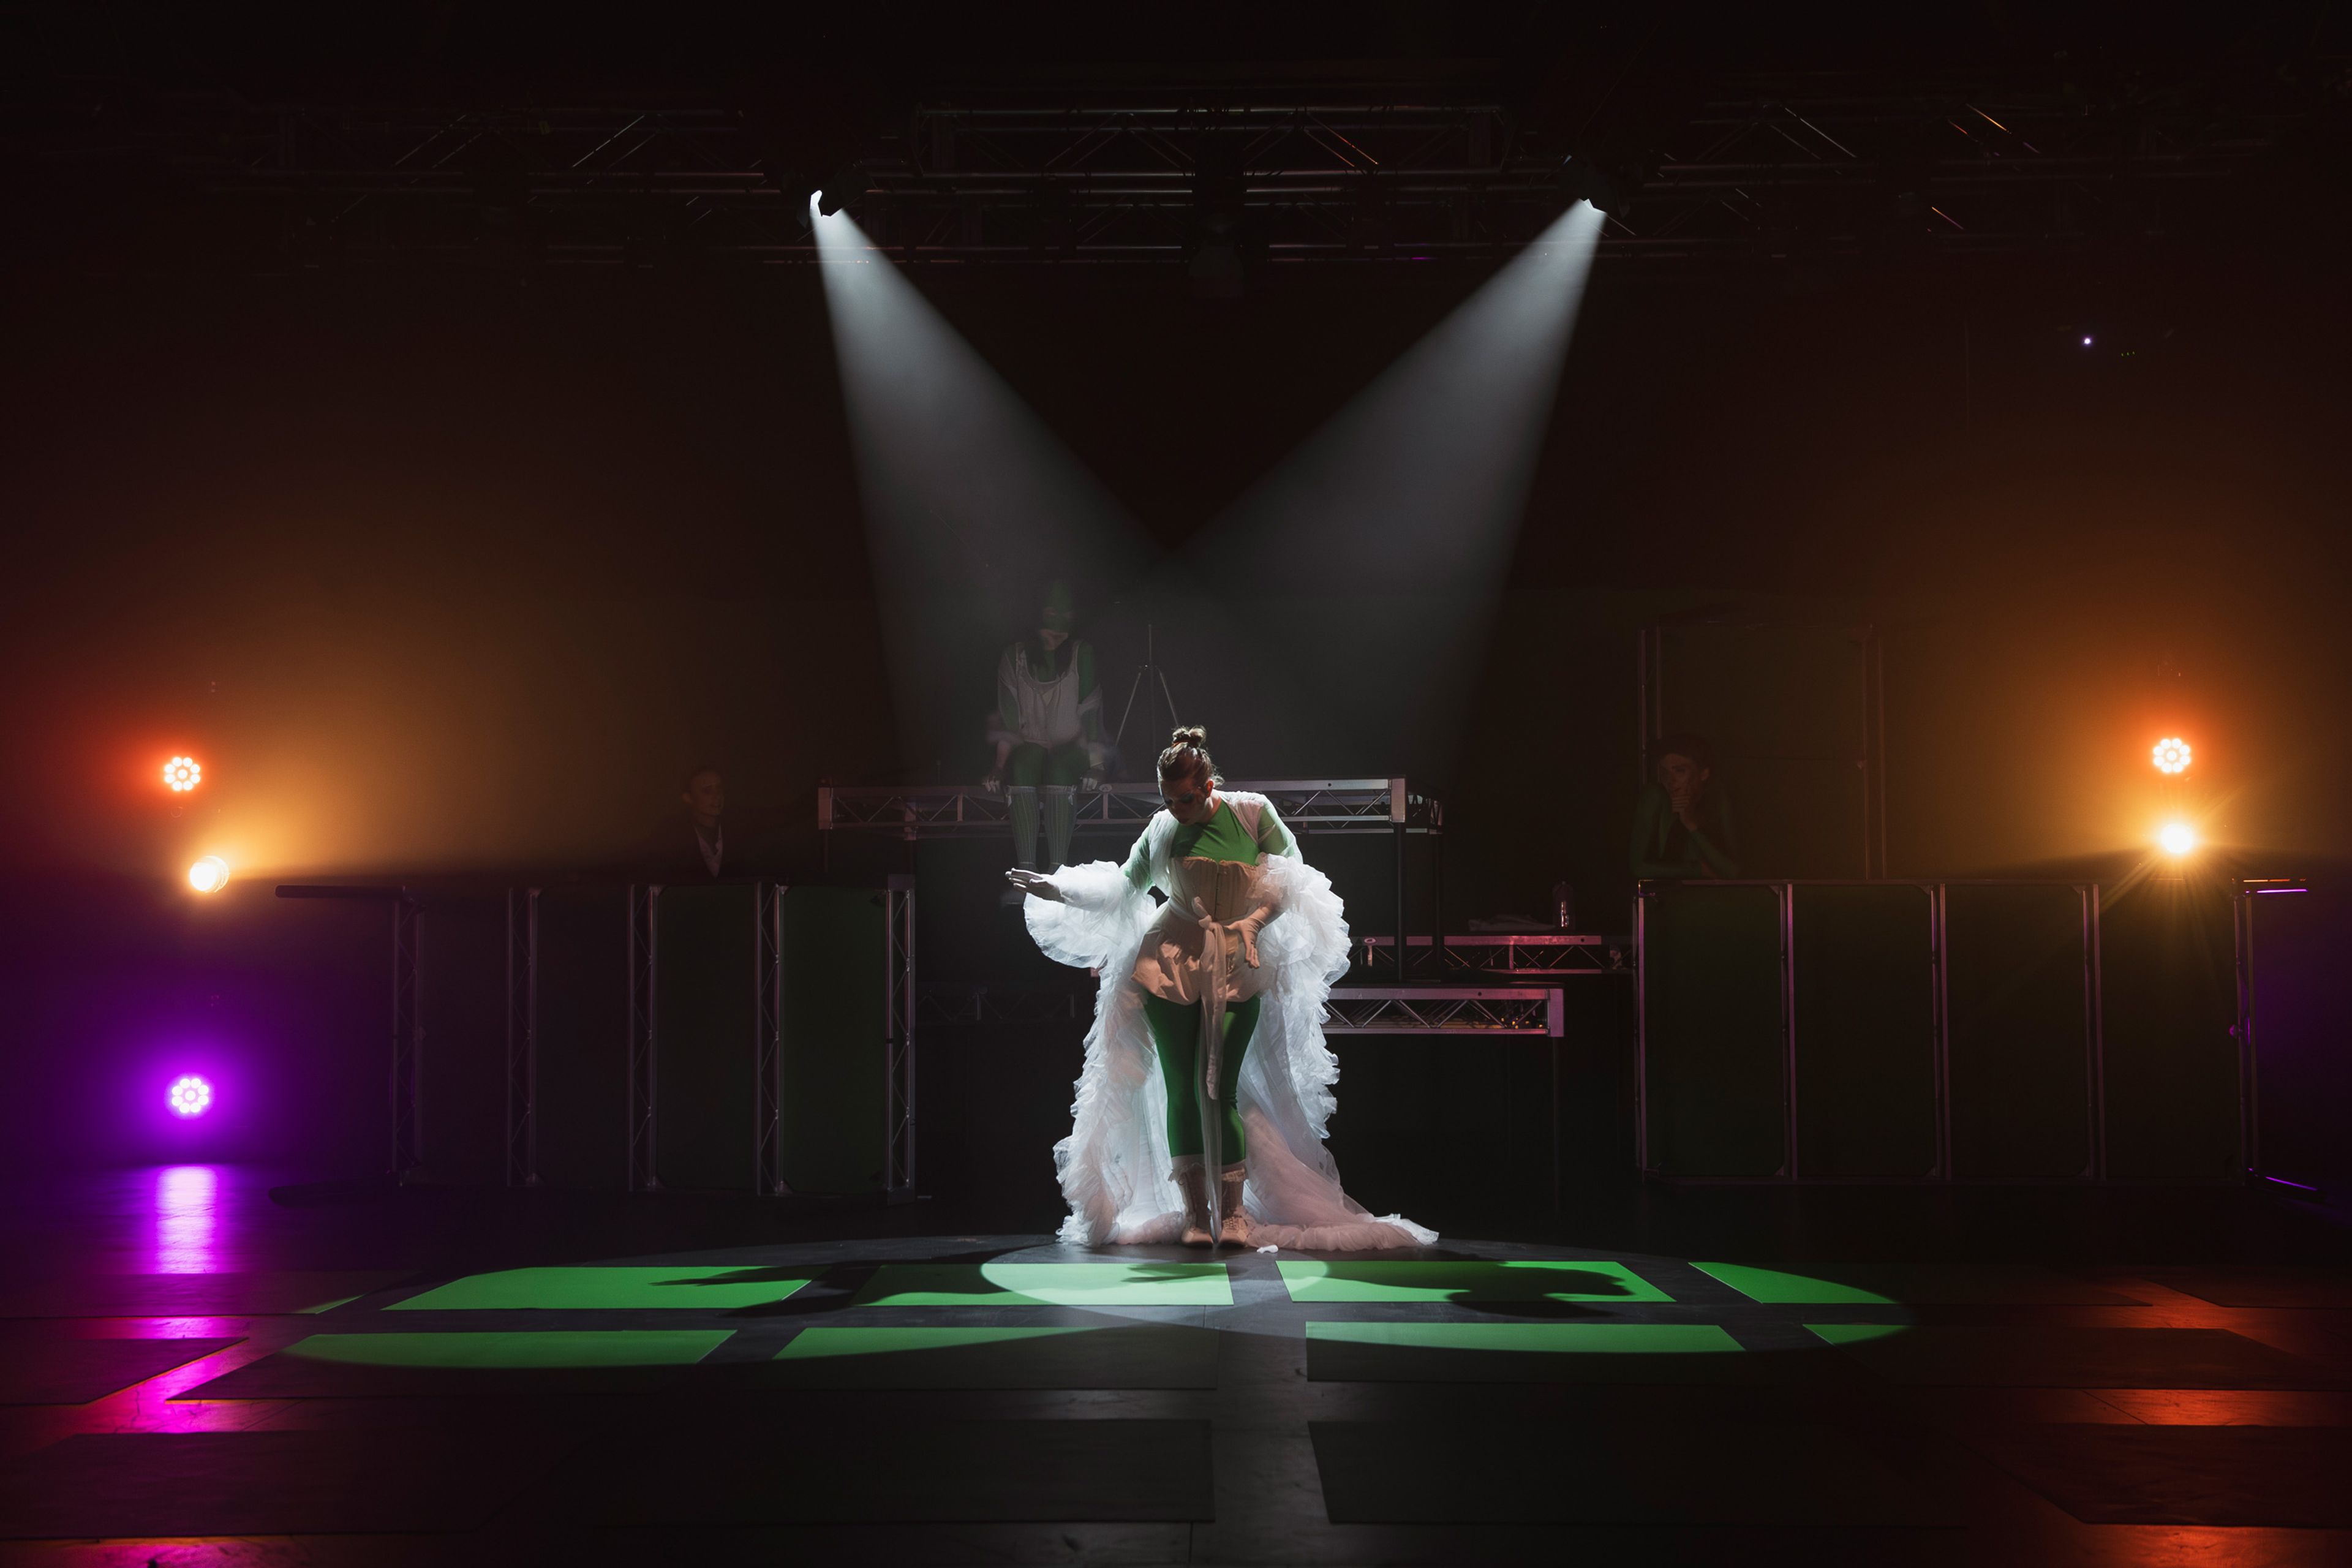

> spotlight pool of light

[
  {"left": 163, "top": 756, "right": 202, "bottom": 792},
  {"left": 2158, "top": 821, "right": 2198, "bottom": 856},
  {"left": 168, "top": 1075, "right": 213, "bottom": 1117},
  {"left": 187, "top": 856, "right": 230, "bottom": 893},
  {"left": 2152, "top": 736, "right": 2192, "bottom": 775}
]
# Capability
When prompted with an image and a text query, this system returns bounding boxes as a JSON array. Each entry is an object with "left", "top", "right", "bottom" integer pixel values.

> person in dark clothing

[
  {"left": 680, "top": 764, "right": 727, "bottom": 878},
  {"left": 1630, "top": 733, "right": 1740, "bottom": 880}
]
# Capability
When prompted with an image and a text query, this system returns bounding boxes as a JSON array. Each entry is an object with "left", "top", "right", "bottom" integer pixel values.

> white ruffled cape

[{"left": 1025, "top": 797, "right": 1436, "bottom": 1251}]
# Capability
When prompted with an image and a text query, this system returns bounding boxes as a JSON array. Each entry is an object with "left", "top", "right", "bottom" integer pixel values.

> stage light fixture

[
  {"left": 817, "top": 165, "right": 859, "bottom": 217},
  {"left": 2152, "top": 736, "right": 2192, "bottom": 774},
  {"left": 1558, "top": 157, "right": 1628, "bottom": 217},
  {"left": 2081, "top": 334, "right": 2094, "bottom": 347},
  {"left": 2158, "top": 821, "right": 2198, "bottom": 856},
  {"left": 187, "top": 856, "right": 230, "bottom": 894},
  {"left": 168, "top": 1075, "right": 213, "bottom": 1117},
  {"left": 163, "top": 756, "right": 202, "bottom": 792}
]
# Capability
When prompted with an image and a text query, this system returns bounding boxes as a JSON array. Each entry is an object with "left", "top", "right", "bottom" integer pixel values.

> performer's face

[
  {"left": 682, "top": 771, "right": 725, "bottom": 825},
  {"left": 1656, "top": 753, "right": 1708, "bottom": 807},
  {"left": 1160, "top": 770, "right": 1215, "bottom": 824}
]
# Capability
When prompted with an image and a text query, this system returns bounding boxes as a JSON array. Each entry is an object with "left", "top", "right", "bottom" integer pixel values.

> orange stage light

[
  {"left": 163, "top": 756, "right": 203, "bottom": 792},
  {"left": 187, "top": 856, "right": 230, "bottom": 893},
  {"left": 2151, "top": 737, "right": 2192, "bottom": 775}
]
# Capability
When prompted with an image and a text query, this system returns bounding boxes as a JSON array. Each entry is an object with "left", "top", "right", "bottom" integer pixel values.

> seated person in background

[
  {"left": 680, "top": 765, "right": 727, "bottom": 878},
  {"left": 1630, "top": 733, "right": 1740, "bottom": 880},
  {"left": 983, "top": 580, "right": 1107, "bottom": 900}
]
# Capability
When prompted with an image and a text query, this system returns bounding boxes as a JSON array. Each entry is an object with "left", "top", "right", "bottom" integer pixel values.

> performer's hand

[
  {"left": 981, "top": 772, "right": 1003, "bottom": 795},
  {"left": 1078, "top": 773, "right": 1101, "bottom": 793},
  {"left": 1234, "top": 919, "right": 1263, "bottom": 969},
  {"left": 1005, "top": 868, "right": 1064, "bottom": 902}
]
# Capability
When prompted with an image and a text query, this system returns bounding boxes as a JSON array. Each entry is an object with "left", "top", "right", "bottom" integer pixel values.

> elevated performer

[
  {"left": 983, "top": 580, "right": 1106, "bottom": 901},
  {"left": 1008, "top": 726, "right": 1434, "bottom": 1251}
]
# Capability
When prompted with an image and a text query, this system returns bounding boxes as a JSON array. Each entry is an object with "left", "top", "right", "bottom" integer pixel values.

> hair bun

[{"left": 1169, "top": 725, "right": 1208, "bottom": 748}]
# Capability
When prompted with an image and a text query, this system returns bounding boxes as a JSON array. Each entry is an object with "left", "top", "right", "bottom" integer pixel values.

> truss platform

[
  {"left": 1324, "top": 986, "right": 1562, "bottom": 1038},
  {"left": 917, "top": 981, "right": 1561, "bottom": 1037},
  {"left": 819, "top": 778, "right": 1436, "bottom": 840},
  {"left": 1359, "top": 933, "right": 1632, "bottom": 978}
]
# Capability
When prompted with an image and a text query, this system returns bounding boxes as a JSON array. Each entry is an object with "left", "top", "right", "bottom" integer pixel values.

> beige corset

[{"left": 1131, "top": 857, "right": 1273, "bottom": 1008}]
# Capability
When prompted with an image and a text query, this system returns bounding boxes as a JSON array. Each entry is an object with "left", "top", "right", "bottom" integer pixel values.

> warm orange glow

[
  {"left": 163, "top": 755, "right": 203, "bottom": 792},
  {"left": 2158, "top": 821, "right": 2198, "bottom": 856},
  {"left": 187, "top": 855, "right": 230, "bottom": 893},
  {"left": 2151, "top": 737, "right": 2192, "bottom": 775}
]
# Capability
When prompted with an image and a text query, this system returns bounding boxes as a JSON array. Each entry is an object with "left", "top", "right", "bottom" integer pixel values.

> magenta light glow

[
  {"left": 154, "top": 1165, "right": 219, "bottom": 1273},
  {"left": 168, "top": 1074, "right": 213, "bottom": 1117}
]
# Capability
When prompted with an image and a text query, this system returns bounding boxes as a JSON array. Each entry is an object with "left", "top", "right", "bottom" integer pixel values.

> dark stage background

[{"left": 3, "top": 7, "right": 2348, "bottom": 1216}]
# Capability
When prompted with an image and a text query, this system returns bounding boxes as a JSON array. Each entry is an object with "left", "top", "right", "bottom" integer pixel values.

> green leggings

[
  {"left": 1006, "top": 742, "right": 1090, "bottom": 870},
  {"left": 1144, "top": 992, "right": 1260, "bottom": 1166}
]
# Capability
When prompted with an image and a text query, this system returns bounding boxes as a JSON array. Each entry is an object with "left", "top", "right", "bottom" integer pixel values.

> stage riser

[
  {"left": 1638, "top": 880, "right": 2242, "bottom": 1183},
  {"left": 406, "top": 884, "right": 895, "bottom": 1195}
]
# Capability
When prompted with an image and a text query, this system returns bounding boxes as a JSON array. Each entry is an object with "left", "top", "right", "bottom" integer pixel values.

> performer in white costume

[{"left": 1008, "top": 727, "right": 1434, "bottom": 1251}]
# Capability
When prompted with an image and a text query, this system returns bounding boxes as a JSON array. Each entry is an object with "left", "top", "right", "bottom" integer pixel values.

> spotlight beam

[
  {"left": 1183, "top": 200, "right": 1606, "bottom": 772},
  {"left": 810, "top": 203, "right": 1158, "bottom": 764}
]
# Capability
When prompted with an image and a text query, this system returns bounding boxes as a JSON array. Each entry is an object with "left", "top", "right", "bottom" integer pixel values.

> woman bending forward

[{"left": 1008, "top": 726, "right": 1434, "bottom": 1251}]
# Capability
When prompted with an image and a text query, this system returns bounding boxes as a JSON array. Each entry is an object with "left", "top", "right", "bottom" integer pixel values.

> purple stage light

[
  {"left": 2081, "top": 334, "right": 2094, "bottom": 346},
  {"left": 168, "top": 1074, "right": 213, "bottom": 1117}
]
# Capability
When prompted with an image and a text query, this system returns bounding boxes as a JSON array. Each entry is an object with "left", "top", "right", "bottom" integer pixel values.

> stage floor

[{"left": 1, "top": 1167, "right": 2350, "bottom": 1562}]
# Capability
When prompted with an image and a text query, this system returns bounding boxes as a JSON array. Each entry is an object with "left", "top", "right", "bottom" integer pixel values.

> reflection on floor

[{"left": 0, "top": 1165, "right": 2348, "bottom": 1561}]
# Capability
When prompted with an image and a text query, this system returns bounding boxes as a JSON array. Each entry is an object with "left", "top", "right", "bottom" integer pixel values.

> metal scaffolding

[
  {"left": 625, "top": 883, "right": 660, "bottom": 1193},
  {"left": 503, "top": 888, "right": 539, "bottom": 1188},
  {"left": 818, "top": 778, "right": 1434, "bottom": 837},
  {"left": 1324, "top": 986, "right": 1562, "bottom": 1037},
  {"left": 754, "top": 882, "right": 788, "bottom": 1197},
  {"left": 882, "top": 875, "right": 919, "bottom": 1200},
  {"left": 388, "top": 894, "right": 421, "bottom": 1178},
  {"left": 7, "top": 64, "right": 2310, "bottom": 273},
  {"left": 1359, "top": 933, "right": 1630, "bottom": 977}
]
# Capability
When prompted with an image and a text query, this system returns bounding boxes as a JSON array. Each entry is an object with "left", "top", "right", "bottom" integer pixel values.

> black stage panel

[
  {"left": 758, "top": 1324, "right": 1218, "bottom": 1389},
  {"left": 1310, "top": 1419, "right": 1948, "bottom": 1524},
  {"left": 2098, "top": 880, "right": 2237, "bottom": 1180},
  {"left": 562, "top": 1417, "right": 1213, "bottom": 1523},
  {"left": 1943, "top": 884, "right": 2095, "bottom": 1178},
  {"left": 415, "top": 892, "right": 510, "bottom": 1185},
  {"left": 533, "top": 886, "right": 631, "bottom": 1189},
  {"left": 777, "top": 886, "right": 887, "bottom": 1194},
  {"left": 1792, "top": 883, "right": 1939, "bottom": 1177},
  {"left": 654, "top": 883, "right": 759, "bottom": 1193},
  {"left": 0, "top": 1429, "right": 571, "bottom": 1536},
  {"left": 1641, "top": 883, "right": 1785, "bottom": 1176}
]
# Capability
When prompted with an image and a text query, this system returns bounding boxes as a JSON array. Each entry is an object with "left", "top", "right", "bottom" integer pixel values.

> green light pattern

[
  {"left": 1277, "top": 1260, "right": 1672, "bottom": 1304},
  {"left": 386, "top": 1267, "right": 815, "bottom": 1311},
  {"left": 1693, "top": 1263, "right": 1898, "bottom": 1305},
  {"left": 854, "top": 1263, "right": 1232, "bottom": 1306},
  {"left": 776, "top": 1325, "right": 1095, "bottom": 1360}
]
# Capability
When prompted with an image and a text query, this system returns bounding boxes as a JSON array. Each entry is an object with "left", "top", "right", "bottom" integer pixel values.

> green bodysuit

[{"left": 1127, "top": 797, "right": 1294, "bottom": 1171}]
